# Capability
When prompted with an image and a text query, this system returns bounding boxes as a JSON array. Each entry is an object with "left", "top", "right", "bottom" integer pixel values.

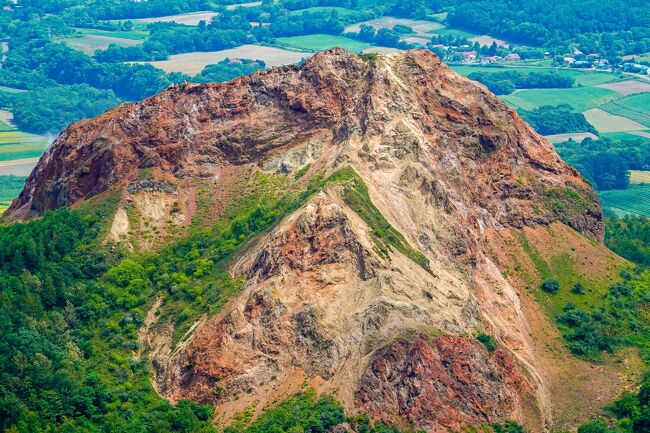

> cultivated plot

[
  {"left": 583, "top": 108, "right": 647, "bottom": 133},
  {"left": 503, "top": 87, "right": 619, "bottom": 112},
  {"left": 0, "top": 157, "right": 39, "bottom": 176},
  {"left": 469, "top": 35, "right": 509, "bottom": 48},
  {"left": 601, "top": 93, "right": 650, "bottom": 127},
  {"left": 345, "top": 17, "right": 444, "bottom": 37},
  {"left": 65, "top": 34, "right": 142, "bottom": 55},
  {"left": 276, "top": 34, "right": 372, "bottom": 52},
  {"left": 596, "top": 80, "right": 650, "bottom": 95},
  {"left": 135, "top": 11, "right": 219, "bottom": 25},
  {"left": 628, "top": 131, "right": 650, "bottom": 139},
  {"left": 600, "top": 185, "right": 650, "bottom": 217},
  {"left": 544, "top": 132, "right": 598, "bottom": 144},
  {"left": 136, "top": 45, "right": 309, "bottom": 74},
  {"left": 630, "top": 170, "right": 650, "bottom": 185}
]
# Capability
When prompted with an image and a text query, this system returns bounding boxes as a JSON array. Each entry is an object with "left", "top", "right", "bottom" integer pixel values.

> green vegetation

[
  {"left": 327, "top": 167, "right": 430, "bottom": 272},
  {"left": 190, "top": 58, "right": 266, "bottom": 83},
  {"left": 476, "top": 333, "right": 497, "bottom": 352},
  {"left": 540, "top": 278, "right": 560, "bottom": 294},
  {"left": 0, "top": 174, "right": 25, "bottom": 208},
  {"left": 606, "top": 216, "right": 650, "bottom": 267},
  {"left": 468, "top": 70, "right": 574, "bottom": 95},
  {"left": 0, "top": 164, "right": 432, "bottom": 432},
  {"left": 224, "top": 389, "right": 344, "bottom": 433},
  {"left": 447, "top": 0, "right": 650, "bottom": 57},
  {"left": 275, "top": 34, "right": 373, "bottom": 52},
  {"left": 555, "top": 137, "right": 650, "bottom": 191},
  {"left": 601, "top": 94, "right": 650, "bottom": 128},
  {"left": 600, "top": 185, "right": 650, "bottom": 217},
  {"left": 543, "top": 187, "right": 592, "bottom": 220},
  {"left": 516, "top": 228, "right": 650, "bottom": 362},
  {"left": 0, "top": 84, "right": 120, "bottom": 134},
  {"left": 520, "top": 105, "right": 595, "bottom": 136},
  {"left": 503, "top": 87, "right": 619, "bottom": 113}
]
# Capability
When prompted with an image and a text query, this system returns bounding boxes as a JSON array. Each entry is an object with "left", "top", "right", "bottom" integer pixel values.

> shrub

[
  {"left": 477, "top": 333, "right": 497, "bottom": 352},
  {"left": 572, "top": 282, "right": 585, "bottom": 294},
  {"left": 540, "top": 278, "right": 560, "bottom": 294}
]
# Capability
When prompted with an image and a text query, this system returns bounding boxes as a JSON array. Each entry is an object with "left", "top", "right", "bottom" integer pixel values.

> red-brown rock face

[
  {"left": 356, "top": 335, "right": 533, "bottom": 433},
  {"left": 5, "top": 49, "right": 602, "bottom": 242}
]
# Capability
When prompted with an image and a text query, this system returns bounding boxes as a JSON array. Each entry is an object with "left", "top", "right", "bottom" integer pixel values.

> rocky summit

[{"left": 6, "top": 48, "right": 618, "bottom": 432}]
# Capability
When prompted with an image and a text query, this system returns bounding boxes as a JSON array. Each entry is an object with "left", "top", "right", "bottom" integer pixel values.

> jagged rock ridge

[{"left": 6, "top": 49, "right": 607, "bottom": 432}]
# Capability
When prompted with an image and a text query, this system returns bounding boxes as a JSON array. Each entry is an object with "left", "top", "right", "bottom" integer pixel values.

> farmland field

[
  {"left": 0, "top": 132, "right": 48, "bottom": 162},
  {"left": 601, "top": 93, "right": 650, "bottom": 127},
  {"left": 502, "top": 87, "right": 619, "bottom": 112},
  {"left": 136, "top": 45, "right": 309, "bottom": 74},
  {"left": 345, "top": 17, "right": 444, "bottom": 37},
  {"left": 583, "top": 108, "right": 647, "bottom": 133},
  {"left": 0, "top": 158, "right": 39, "bottom": 176},
  {"left": 75, "top": 28, "right": 148, "bottom": 40},
  {"left": 601, "top": 131, "right": 650, "bottom": 141},
  {"left": 64, "top": 33, "right": 143, "bottom": 55},
  {"left": 275, "top": 34, "right": 372, "bottom": 52},
  {"left": 544, "top": 132, "right": 598, "bottom": 143},
  {"left": 469, "top": 35, "right": 509, "bottom": 48},
  {"left": 135, "top": 11, "right": 219, "bottom": 25},
  {"left": 630, "top": 170, "right": 650, "bottom": 185},
  {"left": 600, "top": 185, "right": 650, "bottom": 217},
  {"left": 596, "top": 80, "right": 650, "bottom": 95}
]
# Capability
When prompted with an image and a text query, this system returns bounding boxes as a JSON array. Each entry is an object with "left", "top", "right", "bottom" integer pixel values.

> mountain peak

[{"left": 3, "top": 49, "right": 607, "bottom": 430}]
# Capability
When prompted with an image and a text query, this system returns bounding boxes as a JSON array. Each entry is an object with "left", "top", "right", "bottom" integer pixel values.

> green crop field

[
  {"left": 275, "top": 34, "right": 373, "bottom": 52},
  {"left": 429, "top": 26, "right": 477, "bottom": 39},
  {"left": 600, "top": 185, "right": 650, "bottom": 217},
  {"left": 502, "top": 86, "right": 620, "bottom": 112},
  {"left": 0, "top": 120, "right": 13, "bottom": 132},
  {"left": 0, "top": 130, "right": 47, "bottom": 162},
  {"left": 601, "top": 131, "right": 650, "bottom": 141},
  {"left": 601, "top": 93, "right": 650, "bottom": 128},
  {"left": 75, "top": 28, "right": 148, "bottom": 40},
  {"left": 64, "top": 32, "right": 144, "bottom": 55}
]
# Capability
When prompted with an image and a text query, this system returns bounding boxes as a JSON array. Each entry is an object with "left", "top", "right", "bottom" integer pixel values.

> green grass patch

[
  {"left": 601, "top": 131, "right": 650, "bottom": 142},
  {"left": 502, "top": 86, "right": 620, "bottom": 112},
  {"left": 275, "top": 34, "right": 373, "bottom": 52},
  {"left": 75, "top": 27, "right": 149, "bottom": 40},
  {"left": 0, "top": 120, "right": 13, "bottom": 132},
  {"left": 600, "top": 184, "right": 650, "bottom": 217},
  {"left": 327, "top": 167, "right": 430, "bottom": 272},
  {"left": 429, "top": 26, "right": 477, "bottom": 38},
  {"left": 601, "top": 93, "right": 650, "bottom": 128}
]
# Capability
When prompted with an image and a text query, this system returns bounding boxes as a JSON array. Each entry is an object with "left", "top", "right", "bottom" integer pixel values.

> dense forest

[
  {"left": 447, "top": 0, "right": 650, "bottom": 57},
  {"left": 555, "top": 137, "right": 650, "bottom": 190}
]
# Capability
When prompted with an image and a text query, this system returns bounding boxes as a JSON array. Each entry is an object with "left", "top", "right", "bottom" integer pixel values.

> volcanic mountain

[{"left": 5, "top": 49, "right": 632, "bottom": 432}]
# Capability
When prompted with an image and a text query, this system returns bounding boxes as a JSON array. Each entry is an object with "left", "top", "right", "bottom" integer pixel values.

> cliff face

[{"left": 5, "top": 49, "right": 608, "bottom": 432}]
